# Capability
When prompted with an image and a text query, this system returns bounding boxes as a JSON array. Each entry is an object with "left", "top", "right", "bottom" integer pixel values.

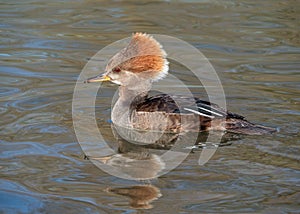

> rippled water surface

[{"left": 1, "top": 0, "right": 299, "bottom": 213}]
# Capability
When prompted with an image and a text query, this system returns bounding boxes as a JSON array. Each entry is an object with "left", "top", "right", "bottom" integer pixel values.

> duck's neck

[{"left": 112, "top": 81, "right": 152, "bottom": 127}]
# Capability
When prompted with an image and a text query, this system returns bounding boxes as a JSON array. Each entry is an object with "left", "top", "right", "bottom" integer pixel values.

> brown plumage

[
  {"left": 86, "top": 33, "right": 277, "bottom": 136},
  {"left": 130, "top": 93, "right": 276, "bottom": 135}
]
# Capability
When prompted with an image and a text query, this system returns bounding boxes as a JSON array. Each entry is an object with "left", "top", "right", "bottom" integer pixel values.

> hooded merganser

[{"left": 86, "top": 33, "right": 276, "bottom": 135}]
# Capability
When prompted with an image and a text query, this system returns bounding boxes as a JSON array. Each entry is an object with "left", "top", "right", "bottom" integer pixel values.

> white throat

[{"left": 111, "top": 80, "right": 152, "bottom": 128}]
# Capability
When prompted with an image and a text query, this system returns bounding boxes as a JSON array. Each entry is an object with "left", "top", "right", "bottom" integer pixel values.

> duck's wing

[
  {"left": 131, "top": 94, "right": 276, "bottom": 135},
  {"left": 131, "top": 94, "right": 224, "bottom": 132},
  {"left": 134, "top": 93, "right": 234, "bottom": 119}
]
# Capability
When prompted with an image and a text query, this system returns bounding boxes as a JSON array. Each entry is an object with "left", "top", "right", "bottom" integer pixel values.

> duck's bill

[{"left": 84, "top": 75, "right": 111, "bottom": 83}]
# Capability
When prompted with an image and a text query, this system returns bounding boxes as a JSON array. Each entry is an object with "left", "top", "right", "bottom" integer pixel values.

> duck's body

[
  {"left": 86, "top": 33, "right": 276, "bottom": 136},
  {"left": 130, "top": 93, "right": 275, "bottom": 135}
]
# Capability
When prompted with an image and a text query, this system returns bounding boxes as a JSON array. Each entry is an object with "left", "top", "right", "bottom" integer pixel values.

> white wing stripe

[
  {"left": 184, "top": 108, "right": 215, "bottom": 119},
  {"left": 200, "top": 103, "right": 225, "bottom": 116},
  {"left": 198, "top": 107, "right": 223, "bottom": 117}
]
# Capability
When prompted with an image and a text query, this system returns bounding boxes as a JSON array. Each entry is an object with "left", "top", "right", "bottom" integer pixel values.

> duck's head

[{"left": 86, "top": 33, "right": 169, "bottom": 87}]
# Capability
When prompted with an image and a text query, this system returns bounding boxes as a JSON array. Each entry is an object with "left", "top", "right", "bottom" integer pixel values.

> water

[{"left": 1, "top": 0, "right": 299, "bottom": 213}]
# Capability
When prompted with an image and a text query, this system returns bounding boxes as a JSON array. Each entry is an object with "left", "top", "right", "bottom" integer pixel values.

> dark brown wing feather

[
  {"left": 135, "top": 94, "right": 242, "bottom": 118},
  {"left": 130, "top": 94, "right": 276, "bottom": 135}
]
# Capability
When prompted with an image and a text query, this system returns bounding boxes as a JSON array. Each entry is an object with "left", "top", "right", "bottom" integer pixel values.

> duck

[{"left": 85, "top": 32, "right": 276, "bottom": 136}]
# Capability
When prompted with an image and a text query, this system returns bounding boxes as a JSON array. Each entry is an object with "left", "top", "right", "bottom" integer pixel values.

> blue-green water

[{"left": 0, "top": 0, "right": 299, "bottom": 213}]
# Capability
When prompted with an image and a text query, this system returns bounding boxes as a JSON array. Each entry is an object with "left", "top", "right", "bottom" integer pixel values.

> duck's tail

[{"left": 225, "top": 118, "right": 278, "bottom": 135}]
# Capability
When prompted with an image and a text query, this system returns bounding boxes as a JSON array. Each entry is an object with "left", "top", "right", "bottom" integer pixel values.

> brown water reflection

[
  {"left": 0, "top": 0, "right": 299, "bottom": 213},
  {"left": 106, "top": 185, "right": 161, "bottom": 209}
]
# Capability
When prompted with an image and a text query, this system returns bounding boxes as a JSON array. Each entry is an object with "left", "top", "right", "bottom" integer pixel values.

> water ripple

[
  {"left": 0, "top": 87, "right": 20, "bottom": 97},
  {"left": 0, "top": 0, "right": 299, "bottom": 212}
]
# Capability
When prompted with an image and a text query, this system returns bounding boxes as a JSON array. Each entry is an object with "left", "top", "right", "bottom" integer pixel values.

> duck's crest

[{"left": 118, "top": 33, "right": 169, "bottom": 80}]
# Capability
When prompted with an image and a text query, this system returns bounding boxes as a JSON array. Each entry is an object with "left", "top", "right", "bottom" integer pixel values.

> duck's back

[{"left": 130, "top": 94, "right": 276, "bottom": 135}]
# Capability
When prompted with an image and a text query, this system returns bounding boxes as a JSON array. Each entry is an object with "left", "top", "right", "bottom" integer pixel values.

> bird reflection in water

[
  {"left": 92, "top": 122, "right": 220, "bottom": 180},
  {"left": 88, "top": 123, "right": 239, "bottom": 209},
  {"left": 106, "top": 185, "right": 161, "bottom": 209},
  {"left": 83, "top": 32, "right": 275, "bottom": 209}
]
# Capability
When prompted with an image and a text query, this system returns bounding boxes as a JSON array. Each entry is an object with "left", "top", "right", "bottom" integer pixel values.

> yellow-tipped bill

[{"left": 85, "top": 75, "right": 111, "bottom": 83}]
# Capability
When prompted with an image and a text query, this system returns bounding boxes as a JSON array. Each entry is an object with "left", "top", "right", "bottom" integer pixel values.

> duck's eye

[{"left": 112, "top": 67, "right": 121, "bottom": 73}]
